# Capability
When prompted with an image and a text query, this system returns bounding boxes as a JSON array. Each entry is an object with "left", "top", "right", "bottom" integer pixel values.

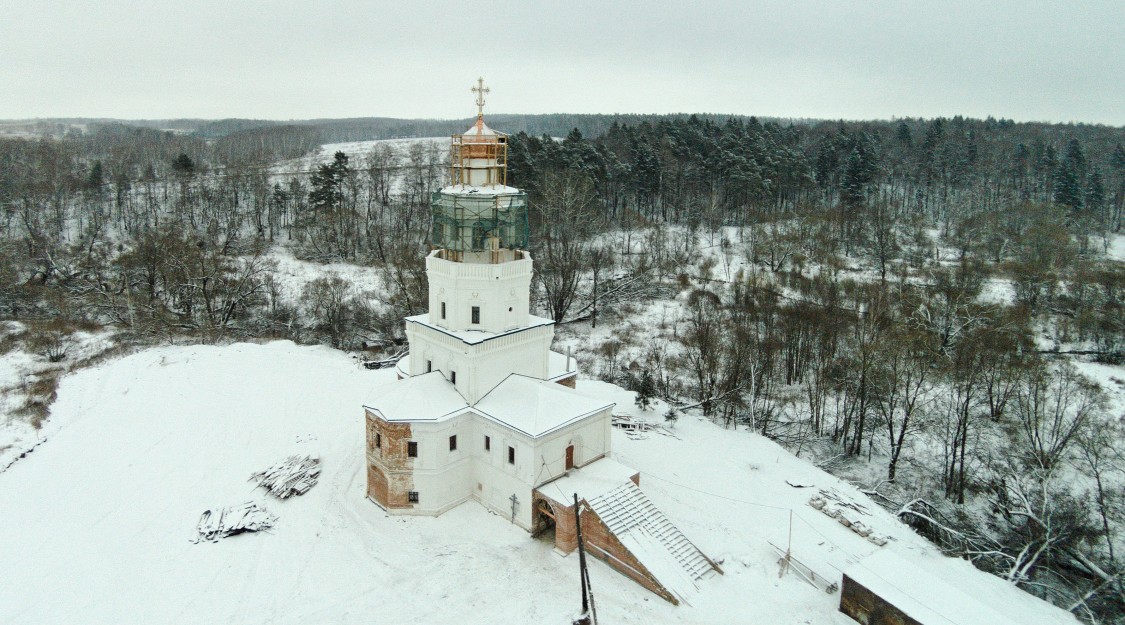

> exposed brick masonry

[{"left": 365, "top": 413, "right": 416, "bottom": 509}]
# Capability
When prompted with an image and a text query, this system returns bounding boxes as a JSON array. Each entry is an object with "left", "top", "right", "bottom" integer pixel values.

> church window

[
  {"left": 426, "top": 360, "right": 432, "bottom": 373},
  {"left": 441, "top": 302, "right": 446, "bottom": 319},
  {"left": 508, "top": 446, "right": 515, "bottom": 465},
  {"left": 451, "top": 371, "right": 457, "bottom": 384},
  {"left": 484, "top": 435, "right": 491, "bottom": 451},
  {"left": 408, "top": 491, "right": 419, "bottom": 503},
  {"left": 449, "top": 435, "right": 457, "bottom": 451},
  {"left": 375, "top": 433, "right": 381, "bottom": 449},
  {"left": 407, "top": 441, "right": 418, "bottom": 458},
  {"left": 471, "top": 306, "right": 480, "bottom": 324}
]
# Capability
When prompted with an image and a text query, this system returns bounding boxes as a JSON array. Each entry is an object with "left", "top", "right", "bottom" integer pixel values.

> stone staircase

[{"left": 587, "top": 482, "right": 717, "bottom": 602}]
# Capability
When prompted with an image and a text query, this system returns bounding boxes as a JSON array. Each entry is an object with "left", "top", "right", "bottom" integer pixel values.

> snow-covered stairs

[{"left": 587, "top": 482, "right": 717, "bottom": 602}]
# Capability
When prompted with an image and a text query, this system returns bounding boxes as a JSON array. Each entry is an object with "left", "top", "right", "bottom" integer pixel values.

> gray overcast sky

[{"left": 2, "top": 0, "right": 1123, "bottom": 124}]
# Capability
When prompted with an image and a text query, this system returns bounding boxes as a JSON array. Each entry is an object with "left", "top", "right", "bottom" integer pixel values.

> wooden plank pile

[
  {"left": 611, "top": 414, "right": 680, "bottom": 440},
  {"left": 808, "top": 488, "right": 890, "bottom": 546},
  {"left": 193, "top": 502, "right": 277, "bottom": 543},
  {"left": 362, "top": 349, "right": 407, "bottom": 370},
  {"left": 249, "top": 454, "right": 321, "bottom": 499}
]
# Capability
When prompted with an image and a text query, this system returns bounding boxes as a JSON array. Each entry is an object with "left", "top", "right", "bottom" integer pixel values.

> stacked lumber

[
  {"left": 249, "top": 454, "right": 321, "bottom": 499},
  {"left": 808, "top": 488, "right": 890, "bottom": 546},
  {"left": 193, "top": 502, "right": 277, "bottom": 543}
]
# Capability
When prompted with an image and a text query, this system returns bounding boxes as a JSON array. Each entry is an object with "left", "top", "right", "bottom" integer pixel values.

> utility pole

[{"left": 573, "top": 494, "right": 597, "bottom": 625}]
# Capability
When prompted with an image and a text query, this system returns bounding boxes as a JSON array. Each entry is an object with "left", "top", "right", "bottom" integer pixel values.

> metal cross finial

[{"left": 471, "top": 77, "right": 490, "bottom": 119}]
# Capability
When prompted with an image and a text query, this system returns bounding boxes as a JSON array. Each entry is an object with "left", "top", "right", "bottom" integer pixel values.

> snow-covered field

[
  {"left": 0, "top": 322, "right": 117, "bottom": 471},
  {"left": 0, "top": 341, "right": 1075, "bottom": 624},
  {"left": 272, "top": 137, "right": 449, "bottom": 175},
  {"left": 265, "top": 247, "right": 385, "bottom": 300}
]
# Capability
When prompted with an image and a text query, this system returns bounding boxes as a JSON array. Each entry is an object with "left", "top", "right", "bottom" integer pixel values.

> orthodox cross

[{"left": 472, "top": 77, "right": 490, "bottom": 119}]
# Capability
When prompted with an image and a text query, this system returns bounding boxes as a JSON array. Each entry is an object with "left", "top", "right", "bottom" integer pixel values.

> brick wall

[
  {"left": 555, "top": 374, "right": 577, "bottom": 389},
  {"left": 365, "top": 413, "right": 415, "bottom": 509},
  {"left": 534, "top": 486, "right": 678, "bottom": 604},
  {"left": 580, "top": 506, "right": 678, "bottom": 604}
]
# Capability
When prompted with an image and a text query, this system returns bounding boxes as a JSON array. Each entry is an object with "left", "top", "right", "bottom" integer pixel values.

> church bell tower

[{"left": 402, "top": 79, "right": 561, "bottom": 404}]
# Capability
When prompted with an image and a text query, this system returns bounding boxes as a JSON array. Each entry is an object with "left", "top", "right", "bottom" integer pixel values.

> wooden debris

[
  {"left": 193, "top": 502, "right": 277, "bottom": 543},
  {"left": 612, "top": 414, "right": 680, "bottom": 439},
  {"left": 362, "top": 349, "right": 406, "bottom": 370},
  {"left": 250, "top": 454, "right": 321, "bottom": 499},
  {"left": 818, "top": 488, "right": 871, "bottom": 516},
  {"left": 808, "top": 489, "right": 889, "bottom": 547}
]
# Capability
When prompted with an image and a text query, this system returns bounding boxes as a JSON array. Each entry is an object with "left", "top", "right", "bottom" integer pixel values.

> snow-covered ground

[
  {"left": 265, "top": 247, "right": 385, "bottom": 300},
  {"left": 272, "top": 137, "right": 449, "bottom": 175},
  {"left": 1104, "top": 232, "right": 1125, "bottom": 262},
  {"left": 0, "top": 341, "right": 1075, "bottom": 624},
  {"left": 0, "top": 322, "right": 117, "bottom": 471}
]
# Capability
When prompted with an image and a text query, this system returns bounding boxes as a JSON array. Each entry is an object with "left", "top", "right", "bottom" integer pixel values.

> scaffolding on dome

[
  {"left": 430, "top": 189, "right": 530, "bottom": 258},
  {"left": 450, "top": 132, "right": 509, "bottom": 187}
]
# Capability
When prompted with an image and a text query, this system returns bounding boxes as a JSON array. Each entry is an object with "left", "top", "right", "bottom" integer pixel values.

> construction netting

[{"left": 430, "top": 190, "right": 530, "bottom": 253}]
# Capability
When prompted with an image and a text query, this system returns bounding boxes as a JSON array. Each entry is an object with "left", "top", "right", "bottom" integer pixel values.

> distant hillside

[{"left": 2, "top": 113, "right": 792, "bottom": 143}]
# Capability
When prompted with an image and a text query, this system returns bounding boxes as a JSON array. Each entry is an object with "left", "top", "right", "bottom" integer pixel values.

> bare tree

[{"left": 532, "top": 172, "right": 600, "bottom": 323}]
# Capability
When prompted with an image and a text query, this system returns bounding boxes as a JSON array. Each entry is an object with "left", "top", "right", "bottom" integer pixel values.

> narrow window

[
  {"left": 508, "top": 446, "right": 515, "bottom": 465},
  {"left": 451, "top": 371, "right": 456, "bottom": 384},
  {"left": 449, "top": 435, "right": 457, "bottom": 451},
  {"left": 484, "top": 435, "right": 491, "bottom": 451},
  {"left": 407, "top": 441, "right": 418, "bottom": 458},
  {"left": 441, "top": 302, "right": 446, "bottom": 319},
  {"left": 375, "top": 433, "right": 382, "bottom": 449},
  {"left": 426, "top": 360, "right": 432, "bottom": 373},
  {"left": 471, "top": 306, "right": 480, "bottom": 324},
  {"left": 408, "top": 491, "right": 419, "bottom": 503}
]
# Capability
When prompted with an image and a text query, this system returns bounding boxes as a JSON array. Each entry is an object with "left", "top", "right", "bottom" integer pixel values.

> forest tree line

[{"left": 504, "top": 116, "right": 1125, "bottom": 622}]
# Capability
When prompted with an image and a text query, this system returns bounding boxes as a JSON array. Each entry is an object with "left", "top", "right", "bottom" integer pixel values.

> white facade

[
  {"left": 426, "top": 249, "right": 532, "bottom": 333},
  {"left": 372, "top": 398, "right": 614, "bottom": 529},
  {"left": 364, "top": 112, "right": 615, "bottom": 527}
]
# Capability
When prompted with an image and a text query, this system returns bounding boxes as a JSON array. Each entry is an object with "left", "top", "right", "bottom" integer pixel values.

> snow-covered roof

[
  {"left": 439, "top": 184, "right": 522, "bottom": 196},
  {"left": 405, "top": 314, "right": 554, "bottom": 346},
  {"left": 845, "top": 549, "right": 1078, "bottom": 625},
  {"left": 461, "top": 118, "right": 499, "bottom": 137},
  {"left": 363, "top": 372, "right": 468, "bottom": 423},
  {"left": 474, "top": 375, "right": 613, "bottom": 438},
  {"left": 536, "top": 457, "right": 638, "bottom": 503},
  {"left": 547, "top": 350, "right": 577, "bottom": 381}
]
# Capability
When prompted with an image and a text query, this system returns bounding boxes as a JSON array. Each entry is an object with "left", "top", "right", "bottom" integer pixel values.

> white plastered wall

[
  {"left": 406, "top": 324, "right": 552, "bottom": 404},
  {"left": 390, "top": 409, "right": 614, "bottom": 530},
  {"left": 426, "top": 253, "right": 532, "bottom": 333}
]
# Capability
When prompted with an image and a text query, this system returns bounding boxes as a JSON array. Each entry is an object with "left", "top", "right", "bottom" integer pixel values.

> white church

[{"left": 363, "top": 81, "right": 719, "bottom": 604}]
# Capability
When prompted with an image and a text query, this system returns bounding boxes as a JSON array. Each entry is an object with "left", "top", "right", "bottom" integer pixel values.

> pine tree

[
  {"left": 302, "top": 151, "right": 351, "bottom": 257},
  {"left": 1111, "top": 143, "right": 1125, "bottom": 174},
  {"left": 86, "top": 161, "right": 104, "bottom": 190},
  {"left": 1053, "top": 161, "right": 1084, "bottom": 211},
  {"left": 308, "top": 151, "right": 349, "bottom": 215},
  {"left": 1063, "top": 138, "right": 1086, "bottom": 176},
  {"left": 1085, "top": 167, "right": 1106, "bottom": 214},
  {"left": 840, "top": 137, "right": 877, "bottom": 207},
  {"left": 895, "top": 121, "right": 912, "bottom": 147},
  {"left": 171, "top": 153, "right": 195, "bottom": 175}
]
